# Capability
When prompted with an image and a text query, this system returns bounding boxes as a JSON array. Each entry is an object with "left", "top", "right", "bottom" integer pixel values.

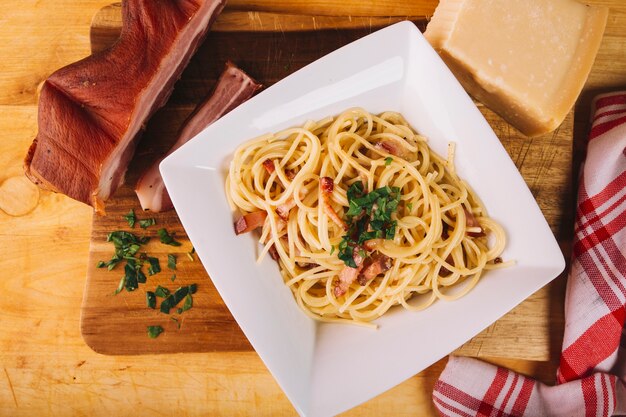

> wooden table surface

[{"left": 1, "top": 1, "right": 625, "bottom": 416}]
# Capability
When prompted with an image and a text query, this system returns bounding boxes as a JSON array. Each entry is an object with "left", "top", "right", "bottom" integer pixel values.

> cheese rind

[{"left": 425, "top": 0, "right": 608, "bottom": 137}]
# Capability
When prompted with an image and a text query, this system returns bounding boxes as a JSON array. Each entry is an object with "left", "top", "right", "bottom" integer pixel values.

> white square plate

[{"left": 160, "top": 21, "right": 565, "bottom": 417}]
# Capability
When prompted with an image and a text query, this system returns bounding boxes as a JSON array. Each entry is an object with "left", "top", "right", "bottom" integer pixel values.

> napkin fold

[{"left": 433, "top": 91, "right": 626, "bottom": 417}]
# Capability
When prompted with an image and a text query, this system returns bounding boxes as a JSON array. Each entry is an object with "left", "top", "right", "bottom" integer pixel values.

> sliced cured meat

[
  {"left": 24, "top": 0, "right": 226, "bottom": 214},
  {"left": 135, "top": 62, "right": 261, "bottom": 212}
]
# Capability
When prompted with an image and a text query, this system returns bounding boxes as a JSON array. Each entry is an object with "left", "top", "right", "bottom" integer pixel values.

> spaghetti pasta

[{"left": 226, "top": 108, "right": 507, "bottom": 327}]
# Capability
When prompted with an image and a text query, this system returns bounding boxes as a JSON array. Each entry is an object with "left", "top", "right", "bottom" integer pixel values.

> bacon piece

[
  {"left": 276, "top": 198, "right": 296, "bottom": 221},
  {"left": 334, "top": 249, "right": 365, "bottom": 297},
  {"left": 135, "top": 62, "right": 262, "bottom": 212},
  {"left": 262, "top": 159, "right": 275, "bottom": 174},
  {"left": 285, "top": 169, "right": 297, "bottom": 180},
  {"left": 374, "top": 137, "right": 414, "bottom": 161},
  {"left": 320, "top": 177, "right": 334, "bottom": 193},
  {"left": 440, "top": 254, "right": 454, "bottom": 277},
  {"left": 442, "top": 221, "right": 450, "bottom": 239},
  {"left": 358, "top": 254, "right": 392, "bottom": 285},
  {"left": 25, "top": 0, "right": 227, "bottom": 214},
  {"left": 268, "top": 244, "right": 279, "bottom": 261},
  {"left": 276, "top": 188, "right": 309, "bottom": 221},
  {"left": 320, "top": 177, "right": 347, "bottom": 230},
  {"left": 234, "top": 210, "right": 267, "bottom": 235},
  {"left": 463, "top": 208, "right": 485, "bottom": 237}
]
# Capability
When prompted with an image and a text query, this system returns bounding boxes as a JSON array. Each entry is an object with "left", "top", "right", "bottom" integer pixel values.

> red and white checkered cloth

[{"left": 433, "top": 91, "right": 626, "bottom": 417}]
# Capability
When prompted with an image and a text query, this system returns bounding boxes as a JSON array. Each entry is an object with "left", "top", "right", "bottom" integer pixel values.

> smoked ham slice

[
  {"left": 135, "top": 62, "right": 261, "bottom": 212},
  {"left": 24, "top": 0, "right": 226, "bottom": 214}
]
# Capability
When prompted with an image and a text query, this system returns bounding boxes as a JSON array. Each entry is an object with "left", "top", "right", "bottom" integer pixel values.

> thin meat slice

[
  {"left": 334, "top": 248, "right": 365, "bottom": 297},
  {"left": 374, "top": 136, "right": 415, "bottom": 161},
  {"left": 320, "top": 177, "right": 347, "bottom": 230},
  {"left": 358, "top": 254, "right": 392, "bottom": 284},
  {"left": 135, "top": 62, "right": 262, "bottom": 212},
  {"left": 234, "top": 211, "right": 267, "bottom": 235},
  {"left": 463, "top": 208, "right": 485, "bottom": 237},
  {"left": 24, "top": 0, "right": 226, "bottom": 214}
]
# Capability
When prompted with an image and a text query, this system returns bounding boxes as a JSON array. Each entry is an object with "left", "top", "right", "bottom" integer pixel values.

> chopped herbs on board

[
  {"left": 337, "top": 182, "right": 401, "bottom": 268},
  {"left": 167, "top": 254, "right": 177, "bottom": 270},
  {"left": 98, "top": 215, "right": 198, "bottom": 339},
  {"left": 147, "top": 325, "right": 164, "bottom": 339},
  {"left": 158, "top": 228, "right": 182, "bottom": 246},
  {"left": 139, "top": 218, "right": 156, "bottom": 229},
  {"left": 146, "top": 291, "right": 156, "bottom": 309},
  {"left": 123, "top": 209, "right": 136, "bottom": 228}
]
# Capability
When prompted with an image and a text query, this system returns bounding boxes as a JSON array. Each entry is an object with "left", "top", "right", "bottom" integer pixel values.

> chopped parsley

[
  {"left": 154, "top": 285, "right": 170, "bottom": 298},
  {"left": 160, "top": 284, "right": 197, "bottom": 314},
  {"left": 337, "top": 182, "right": 401, "bottom": 267},
  {"left": 167, "top": 254, "right": 177, "bottom": 270},
  {"left": 123, "top": 263, "right": 139, "bottom": 291},
  {"left": 384, "top": 157, "right": 393, "bottom": 166},
  {"left": 123, "top": 209, "right": 136, "bottom": 228},
  {"left": 147, "top": 325, "right": 164, "bottom": 339},
  {"left": 170, "top": 274, "right": 177, "bottom": 282},
  {"left": 407, "top": 202, "right": 413, "bottom": 212},
  {"left": 158, "top": 228, "right": 182, "bottom": 246},
  {"left": 146, "top": 291, "right": 156, "bottom": 309},
  {"left": 114, "top": 276, "right": 125, "bottom": 295},
  {"left": 139, "top": 218, "right": 156, "bottom": 229},
  {"left": 177, "top": 294, "right": 193, "bottom": 314},
  {"left": 147, "top": 257, "right": 161, "bottom": 275}
]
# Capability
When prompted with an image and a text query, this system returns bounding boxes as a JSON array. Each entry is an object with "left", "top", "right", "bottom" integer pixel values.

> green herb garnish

[
  {"left": 139, "top": 218, "right": 156, "bottom": 229},
  {"left": 385, "top": 157, "right": 393, "bottom": 166},
  {"left": 336, "top": 182, "right": 401, "bottom": 267},
  {"left": 147, "top": 257, "right": 161, "bottom": 275},
  {"left": 147, "top": 325, "right": 164, "bottom": 339},
  {"left": 167, "top": 254, "right": 177, "bottom": 270},
  {"left": 114, "top": 276, "right": 125, "bottom": 295},
  {"left": 177, "top": 294, "right": 193, "bottom": 314},
  {"left": 157, "top": 228, "right": 182, "bottom": 246},
  {"left": 160, "top": 285, "right": 197, "bottom": 314},
  {"left": 170, "top": 274, "right": 176, "bottom": 282},
  {"left": 146, "top": 291, "right": 156, "bottom": 309},
  {"left": 155, "top": 285, "right": 170, "bottom": 298},
  {"left": 407, "top": 202, "right": 413, "bottom": 212},
  {"left": 97, "top": 261, "right": 106, "bottom": 268},
  {"left": 123, "top": 209, "right": 136, "bottom": 228},
  {"left": 123, "top": 263, "right": 138, "bottom": 291}
]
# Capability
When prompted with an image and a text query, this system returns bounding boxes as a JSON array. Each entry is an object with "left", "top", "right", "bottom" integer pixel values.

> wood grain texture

[
  {"left": 2, "top": 0, "right": 625, "bottom": 416},
  {"left": 83, "top": 6, "right": 572, "bottom": 358}
]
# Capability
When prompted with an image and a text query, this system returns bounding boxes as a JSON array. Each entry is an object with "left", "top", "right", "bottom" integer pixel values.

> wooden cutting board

[{"left": 81, "top": 4, "right": 573, "bottom": 356}]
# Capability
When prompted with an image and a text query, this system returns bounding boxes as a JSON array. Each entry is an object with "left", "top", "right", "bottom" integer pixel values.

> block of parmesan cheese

[{"left": 424, "top": 0, "right": 608, "bottom": 137}]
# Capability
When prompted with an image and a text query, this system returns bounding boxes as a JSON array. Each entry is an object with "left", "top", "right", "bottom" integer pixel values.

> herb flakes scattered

[
  {"left": 146, "top": 291, "right": 156, "bottom": 309},
  {"left": 123, "top": 209, "right": 136, "bottom": 228},
  {"left": 139, "top": 218, "right": 156, "bottom": 229},
  {"left": 160, "top": 285, "right": 197, "bottom": 314},
  {"left": 155, "top": 285, "right": 170, "bottom": 298},
  {"left": 158, "top": 228, "right": 182, "bottom": 246},
  {"left": 147, "top": 257, "right": 161, "bottom": 276},
  {"left": 167, "top": 254, "right": 177, "bottom": 270},
  {"left": 147, "top": 325, "right": 164, "bottom": 339}
]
